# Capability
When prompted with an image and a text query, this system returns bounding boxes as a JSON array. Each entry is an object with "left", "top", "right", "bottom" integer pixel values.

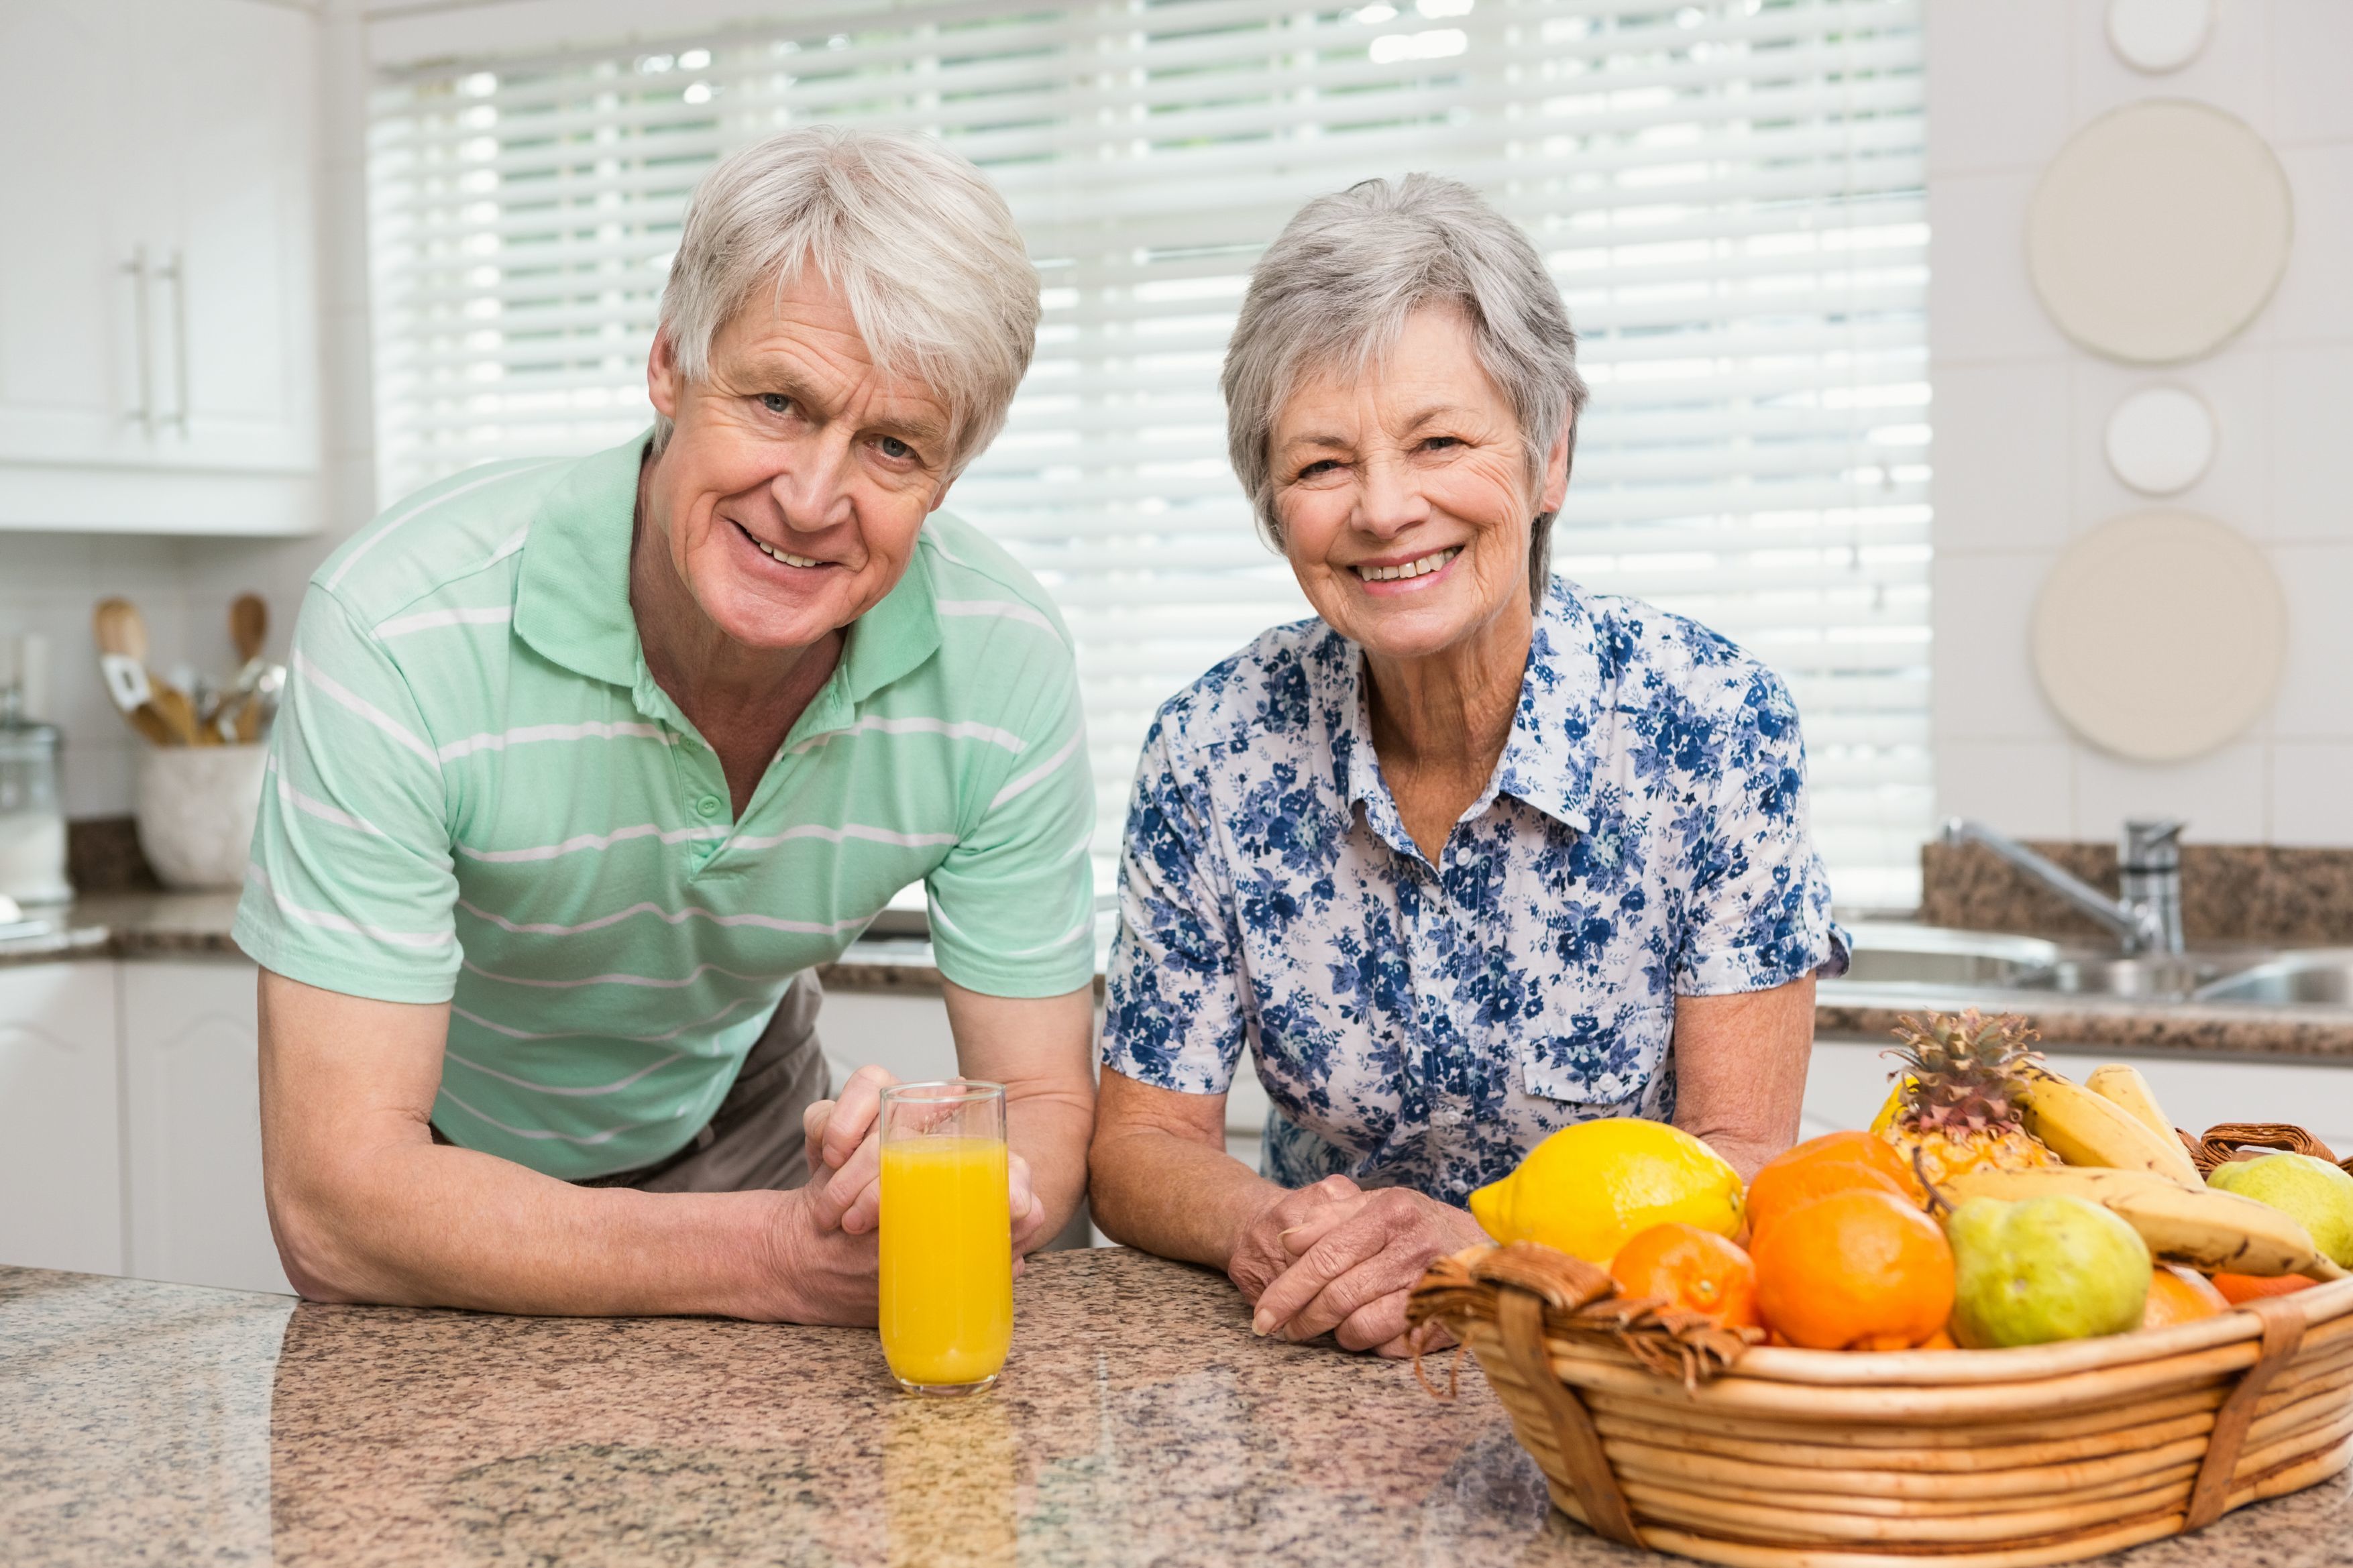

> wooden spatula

[{"left": 92, "top": 598, "right": 180, "bottom": 746}]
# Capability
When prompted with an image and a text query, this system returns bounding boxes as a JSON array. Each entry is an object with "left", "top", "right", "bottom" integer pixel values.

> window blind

[{"left": 368, "top": 0, "right": 1930, "bottom": 911}]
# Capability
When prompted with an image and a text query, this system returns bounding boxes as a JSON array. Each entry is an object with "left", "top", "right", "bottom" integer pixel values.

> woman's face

[{"left": 1268, "top": 305, "right": 1568, "bottom": 663}]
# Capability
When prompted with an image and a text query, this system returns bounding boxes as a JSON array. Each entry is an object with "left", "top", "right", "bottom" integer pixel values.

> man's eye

[
  {"left": 877, "top": 435, "right": 914, "bottom": 461},
  {"left": 759, "top": 393, "right": 794, "bottom": 416}
]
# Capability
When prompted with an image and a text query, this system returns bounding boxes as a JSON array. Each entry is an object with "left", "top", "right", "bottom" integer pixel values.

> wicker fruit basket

[{"left": 1409, "top": 1243, "right": 2353, "bottom": 1568}]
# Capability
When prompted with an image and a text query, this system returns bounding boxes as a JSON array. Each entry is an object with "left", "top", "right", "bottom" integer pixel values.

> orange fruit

[
  {"left": 1610, "top": 1223, "right": 1762, "bottom": 1330},
  {"left": 1916, "top": 1329, "right": 1959, "bottom": 1351},
  {"left": 2212, "top": 1272, "right": 2316, "bottom": 1304},
  {"left": 2142, "top": 1265, "right": 2230, "bottom": 1328},
  {"left": 1745, "top": 1131, "right": 1925, "bottom": 1243},
  {"left": 1753, "top": 1188, "right": 1955, "bottom": 1351}
]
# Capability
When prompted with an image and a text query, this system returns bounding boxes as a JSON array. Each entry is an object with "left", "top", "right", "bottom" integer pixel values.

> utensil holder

[{"left": 136, "top": 743, "right": 267, "bottom": 890}]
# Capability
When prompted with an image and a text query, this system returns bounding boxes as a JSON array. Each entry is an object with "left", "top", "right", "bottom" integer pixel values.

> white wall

[
  {"left": 0, "top": 0, "right": 375, "bottom": 822},
  {"left": 1929, "top": 0, "right": 2353, "bottom": 846}
]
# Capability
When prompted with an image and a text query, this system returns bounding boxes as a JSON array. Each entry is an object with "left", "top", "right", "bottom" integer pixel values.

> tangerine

[
  {"left": 2211, "top": 1272, "right": 2316, "bottom": 1304},
  {"left": 1752, "top": 1188, "right": 1955, "bottom": 1351},
  {"left": 1610, "top": 1223, "right": 1762, "bottom": 1330},
  {"left": 1745, "top": 1131, "right": 1925, "bottom": 1242},
  {"left": 2142, "top": 1265, "right": 2230, "bottom": 1328}
]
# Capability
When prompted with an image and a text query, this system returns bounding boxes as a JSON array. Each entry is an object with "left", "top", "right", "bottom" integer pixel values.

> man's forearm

[
  {"left": 1089, "top": 1123, "right": 1280, "bottom": 1270},
  {"left": 1006, "top": 1089, "right": 1094, "bottom": 1246},
  {"left": 269, "top": 1134, "right": 795, "bottom": 1318}
]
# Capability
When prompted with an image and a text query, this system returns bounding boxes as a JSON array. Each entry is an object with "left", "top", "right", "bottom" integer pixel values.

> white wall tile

[
  {"left": 2074, "top": 742, "right": 2268, "bottom": 842},
  {"left": 1931, "top": 550, "right": 2069, "bottom": 742},
  {"left": 1928, "top": 172, "right": 2072, "bottom": 363},
  {"left": 2070, "top": 347, "right": 2270, "bottom": 539},
  {"left": 1936, "top": 738, "right": 2075, "bottom": 836},
  {"left": 1930, "top": 358, "right": 2073, "bottom": 550},
  {"left": 2270, "top": 345, "right": 2353, "bottom": 545},
  {"left": 2271, "top": 742, "right": 2353, "bottom": 846},
  {"left": 1926, "top": 0, "right": 2072, "bottom": 175},
  {"left": 2069, "top": 0, "right": 2275, "bottom": 135},
  {"left": 2263, "top": 142, "right": 2353, "bottom": 344},
  {"left": 2273, "top": 0, "right": 2353, "bottom": 146},
  {"left": 2268, "top": 543, "right": 2353, "bottom": 740}
]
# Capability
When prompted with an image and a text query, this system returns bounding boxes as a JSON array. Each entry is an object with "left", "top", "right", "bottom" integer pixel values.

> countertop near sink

[
  {"left": 13, "top": 1251, "right": 2353, "bottom": 1568},
  {"left": 22, "top": 890, "right": 2353, "bottom": 1059}
]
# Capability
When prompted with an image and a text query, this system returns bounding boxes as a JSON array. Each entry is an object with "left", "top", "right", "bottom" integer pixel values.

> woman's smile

[{"left": 1351, "top": 545, "right": 1462, "bottom": 587}]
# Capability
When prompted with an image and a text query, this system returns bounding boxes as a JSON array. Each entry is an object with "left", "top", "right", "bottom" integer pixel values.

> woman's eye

[
  {"left": 1297, "top": 459, "right": 1341, "bottom": 480},
  {"left": 758, "top": 393, "right": 794, "bottom": 416},
  {"left": 1420, "top": 436, "right": 1462, "bottom": 453}
]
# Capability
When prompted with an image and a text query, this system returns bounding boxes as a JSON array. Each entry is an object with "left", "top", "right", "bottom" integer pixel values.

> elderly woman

[{"left": 1088, "top": 174, "right": 1845, "bottom": 1355}]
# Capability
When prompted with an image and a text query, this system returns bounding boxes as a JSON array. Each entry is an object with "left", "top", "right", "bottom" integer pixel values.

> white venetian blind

[{"left": 368, "top": 0, "right": 1931, "bottom": 909}]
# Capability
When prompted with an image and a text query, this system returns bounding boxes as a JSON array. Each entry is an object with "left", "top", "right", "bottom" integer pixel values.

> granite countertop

[
  {"left": 18, "top": 889, "right": 2353, "bottom": 1057},
  {"left": 7, "top": 1249, "right": 2353, "bottom": 1567}
]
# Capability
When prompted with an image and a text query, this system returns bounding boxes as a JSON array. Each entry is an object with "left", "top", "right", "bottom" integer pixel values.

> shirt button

[{"left": 695, "top": 794, "right": 723, "bottom": 818}]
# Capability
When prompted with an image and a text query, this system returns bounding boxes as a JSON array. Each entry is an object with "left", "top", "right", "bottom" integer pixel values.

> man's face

[{"left": 642, "top": 271, "right": 956, "bottom": 651}]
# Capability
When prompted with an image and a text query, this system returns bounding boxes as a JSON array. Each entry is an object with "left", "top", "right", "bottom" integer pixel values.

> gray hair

[
  {"left": 653, "top": 127, "right": 1040, "bottom": 473},
  {"left": 1221, "top": 174, "right": 1588, "bottom": 600}
]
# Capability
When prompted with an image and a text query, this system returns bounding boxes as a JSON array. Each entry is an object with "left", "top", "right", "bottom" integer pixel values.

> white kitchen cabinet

[
  {"left": 1804, "top": 1039, "right": 2353, "bottom": 1152},
  {"left": 0, "top": 0, "right": 320, "bottom": 535},
  {"left": 0, "top": 961, "right": 124, "bottom": 1275},
  {"left": 120, "top": 958, "right": 290, "bottom": 1294}
]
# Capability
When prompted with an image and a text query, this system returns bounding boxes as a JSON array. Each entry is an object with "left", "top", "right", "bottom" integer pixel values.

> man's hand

[
  {"left": 800, "top": 1064, "right": 1047, "bottom": 1256},
  {"left": 1246, "top": 1185, "right": 1487, "bottom": 1356}
]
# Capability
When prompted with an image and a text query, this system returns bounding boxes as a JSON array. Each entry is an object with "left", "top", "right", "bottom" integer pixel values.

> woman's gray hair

[
  {"left": 653, "top": 127, "right": 1040, "bottom": 473},
  {"left": 1222, "top": 174, "right": 1588, "bottom": 600}
]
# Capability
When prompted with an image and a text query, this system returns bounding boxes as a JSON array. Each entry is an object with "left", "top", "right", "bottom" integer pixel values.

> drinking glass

[{"left": 878, "top": 1080, "right": 1013, "bottom": 1395}]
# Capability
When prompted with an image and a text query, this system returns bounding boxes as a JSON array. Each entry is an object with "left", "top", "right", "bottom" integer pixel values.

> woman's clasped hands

[{"left": 1227, "top": 1174, "right": 1489, "bottom": 1357}]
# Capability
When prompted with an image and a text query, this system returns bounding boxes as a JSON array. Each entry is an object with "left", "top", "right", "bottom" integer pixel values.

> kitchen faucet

[{"left": 1940, "top": 818, "right": 2185, "bottom": 956}]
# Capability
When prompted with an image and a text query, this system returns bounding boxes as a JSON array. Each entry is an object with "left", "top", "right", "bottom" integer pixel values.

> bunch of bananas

[{"left": 1944, "top": 1060, "right": 2346, "bottom": 1282}]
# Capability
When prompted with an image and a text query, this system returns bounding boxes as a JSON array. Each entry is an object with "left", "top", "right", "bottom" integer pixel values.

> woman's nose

[{"left": 1353, "top": 453, "right": 1430, "bottom": 537}]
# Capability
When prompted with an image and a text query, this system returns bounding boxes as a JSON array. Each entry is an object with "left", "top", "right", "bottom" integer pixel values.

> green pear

[
  {"left": 2208, "top": 1153, "right": 2353, "bottom": 1267},
  {"left": 1947, "top": 1194, "right": 2152, "bottom": 1349}
]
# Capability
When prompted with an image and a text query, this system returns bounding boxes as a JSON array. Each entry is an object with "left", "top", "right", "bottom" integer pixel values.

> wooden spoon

[
  {"left": 92, "top": 598, "right": 179, "bottom": 745},
  {"left": 230, "top": 594, "right": 267, "bottom": 667}
]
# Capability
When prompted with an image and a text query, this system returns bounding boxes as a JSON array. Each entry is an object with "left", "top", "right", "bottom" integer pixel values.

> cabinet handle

[
  {"left": 159, "top": 249, "right": 190, "bottom": 438},
  {"left": 122, "top": 246, "right": 154, "bottom": 437}
]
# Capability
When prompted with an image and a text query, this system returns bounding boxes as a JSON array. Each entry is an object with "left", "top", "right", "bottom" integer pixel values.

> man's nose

[
  {"left": 768, "top": 429, "right": 857, "bottom": 535},
  {"left": 1354, "top": 452, "right": 1430, "bottom": 539}
]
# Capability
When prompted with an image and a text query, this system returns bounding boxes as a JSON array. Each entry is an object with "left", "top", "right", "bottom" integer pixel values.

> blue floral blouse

[{"left": 1098, "top": 575, "right": 1847, "bottom": 1205}]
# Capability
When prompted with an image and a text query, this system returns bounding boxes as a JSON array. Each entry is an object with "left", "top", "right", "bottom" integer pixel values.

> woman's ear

[{"left": 1540, "top": 405, "right": 1574, "bottom": 515}]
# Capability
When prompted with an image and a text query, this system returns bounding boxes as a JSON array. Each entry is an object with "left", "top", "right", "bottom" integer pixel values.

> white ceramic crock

[{"left": 135, "top": 744, "right": 268, "bottom": 891}]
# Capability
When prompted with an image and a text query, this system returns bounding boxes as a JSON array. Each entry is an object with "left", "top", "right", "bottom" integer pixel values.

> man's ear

[{"left": 647, "top": 329, "right": 682, "bottom": 421}]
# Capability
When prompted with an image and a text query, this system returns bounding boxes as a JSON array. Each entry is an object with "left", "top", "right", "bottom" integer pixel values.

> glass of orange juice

[{"left": 879, "top": 1080, "right": 1014, "bottom": 1395}]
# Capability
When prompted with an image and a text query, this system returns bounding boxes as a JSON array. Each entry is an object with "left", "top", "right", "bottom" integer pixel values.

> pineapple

[{"left": 1872, "top": 1010, "right": 2061, "bottom": 1186}]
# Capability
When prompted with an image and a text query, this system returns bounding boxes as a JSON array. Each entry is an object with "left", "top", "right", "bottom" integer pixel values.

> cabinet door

[
  {"left": 0, "top": 962, "right": 124, "bottom": 1275},
  {"left": 121, "top": 959, "right": 291, "bottom": 1294}
]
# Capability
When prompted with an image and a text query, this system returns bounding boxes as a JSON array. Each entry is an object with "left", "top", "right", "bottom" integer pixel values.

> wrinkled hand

[
  {"left": 1248, "top": 1185, "right": 1486, "bottom": 1356},
  {"left": 1227, "top": 1174, "right": 1367, "bottom": 1306},
  {"left": 800, "top": 1065, "right": 1047, "bottom": 1262},
  {"left": 760, "top": 1182, "right": 881, "bottom": 1325}
]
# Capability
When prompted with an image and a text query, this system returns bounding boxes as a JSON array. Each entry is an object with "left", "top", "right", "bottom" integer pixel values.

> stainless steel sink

[
  {"left": 1837, "top": 923, "right": 2060, "bottom": 988},
  {"left": 2195, "top": 950, "right": 2353, "bottom": 1006},
  {"left": 2035, "top": 953, "right": 2231, "bottom": 999}
]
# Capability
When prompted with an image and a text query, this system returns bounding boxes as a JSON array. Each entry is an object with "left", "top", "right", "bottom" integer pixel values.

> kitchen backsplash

[{"left": 1920, "top": 841, "right": 2353, "bottom": 946}]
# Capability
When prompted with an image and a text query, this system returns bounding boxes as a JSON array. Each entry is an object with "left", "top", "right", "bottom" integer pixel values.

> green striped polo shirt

[{"left": 232, "top": 433, "right": 1095, "bottom": 1180}]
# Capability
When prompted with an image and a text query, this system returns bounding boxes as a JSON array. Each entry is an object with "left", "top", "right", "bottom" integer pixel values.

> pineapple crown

[{"left": 1883, "top": 1009, "right": 2042, "bottom": 1134}]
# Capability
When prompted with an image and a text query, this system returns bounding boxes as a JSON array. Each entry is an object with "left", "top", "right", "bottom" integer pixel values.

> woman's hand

[
  {"left": 1245, "top": 1184, "right": 1487, "bottom": 1355},
  {"left": 1227, "top": 1174, "right": 1367, "bottom": 1306}
]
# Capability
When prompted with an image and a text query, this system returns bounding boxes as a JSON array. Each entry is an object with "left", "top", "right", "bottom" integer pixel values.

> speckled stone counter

[{"left": 8, "top": 1251, "right": 2353, "bottom": 1567}]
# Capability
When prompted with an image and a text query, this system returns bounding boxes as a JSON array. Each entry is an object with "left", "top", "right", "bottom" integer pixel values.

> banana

[
  {"left": 2019, "top": 1070, "right": 2205, "bottom": 1186},
  {"left": 1942, "top": 1166, "right": 2348, "bottom": 1282},
  {"left": 2085, "top": 1063, "right": 2180, "bottom": 1143}
]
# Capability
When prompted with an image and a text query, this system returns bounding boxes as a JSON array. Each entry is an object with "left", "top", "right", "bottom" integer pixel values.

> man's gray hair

[
  {"left": 1221, "top": 174, "right": 1588, "bottom": 599},
  {"left": 654, "top": 126, "right": 1040, "bottom": 472}
]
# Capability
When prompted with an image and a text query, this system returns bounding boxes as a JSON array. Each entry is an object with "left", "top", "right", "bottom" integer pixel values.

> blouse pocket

[{"left": 1516, "top": 1001, "right": 1674, "bottom": 1108}]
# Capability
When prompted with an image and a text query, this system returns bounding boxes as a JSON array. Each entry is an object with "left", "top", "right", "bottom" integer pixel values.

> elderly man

[{"left": 235, "top": 129, "right": 1094, "bottom": 1322}]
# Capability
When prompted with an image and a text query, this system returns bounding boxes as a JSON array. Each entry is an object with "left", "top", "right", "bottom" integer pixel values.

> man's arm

[
  {"left": 804, "top": 982, "right": 1097, "bottom": 1254},
  {"left": 1669, "top": 974, "right": 1816, "bottom": 1180},
  {"left": 258, "top": 968, "right": 879, "bottom": 1321}
]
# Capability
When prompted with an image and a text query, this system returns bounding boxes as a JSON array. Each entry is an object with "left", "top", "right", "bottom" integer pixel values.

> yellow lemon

[{"left": 1467, "top": 1119, "right": 1744, "bottom": 1264}]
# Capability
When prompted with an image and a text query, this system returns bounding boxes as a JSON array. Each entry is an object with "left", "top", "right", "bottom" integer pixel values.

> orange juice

[{"left": 879, "top": 1135, "right": 1013, "bottom": 1388}]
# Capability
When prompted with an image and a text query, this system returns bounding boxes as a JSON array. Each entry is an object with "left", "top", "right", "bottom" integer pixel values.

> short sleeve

[
  {"left": 1097, "top": 713, "right": 1250, "bottom": 1095},
  {"left": 1673, "top": 665, "right": 1848, "bottom": 995},
  {"left": 231, "top": 584, "right": 463, "bottom": 1003},
  {"left": 921, "top": 640, "right": 1098, "bottom": 998}
]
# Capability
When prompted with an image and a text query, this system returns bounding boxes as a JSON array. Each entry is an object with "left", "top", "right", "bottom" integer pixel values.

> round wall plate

[
  {"left": 2103, "top": 385, "right": 2216, "bottom": 495},
  {"left": 2027, "top": 101, "right": 2293, "bottom": 365},
  {"left": 2109, "top": 0, "right": 2212, "bottom": 72},
  {"left": 2032, "top": 511, "right": 2283, "bottom": 763}
]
